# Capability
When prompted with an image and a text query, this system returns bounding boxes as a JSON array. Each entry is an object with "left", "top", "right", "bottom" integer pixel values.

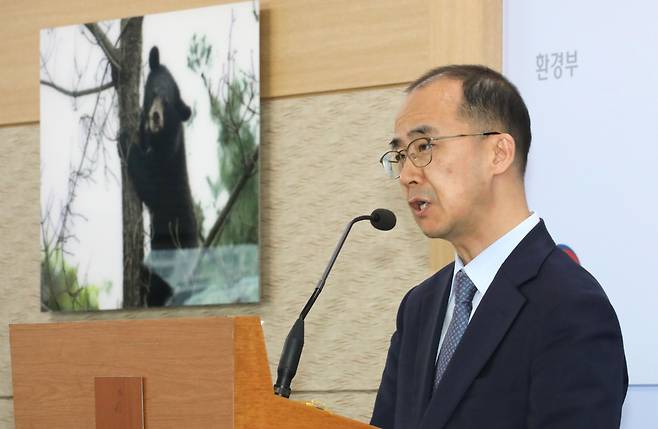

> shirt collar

[{"left": 452, "top": 212, "right": 540, "bottom": 297}]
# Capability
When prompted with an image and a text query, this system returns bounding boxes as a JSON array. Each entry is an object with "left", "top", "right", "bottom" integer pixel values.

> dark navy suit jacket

[{"left": 371, "top": 221, "right": 628, "bottom": 429}]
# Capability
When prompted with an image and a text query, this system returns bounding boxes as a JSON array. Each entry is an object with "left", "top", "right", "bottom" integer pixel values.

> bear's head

[{"left": 142, "top": 46, "right": 191, "bottom": 145}]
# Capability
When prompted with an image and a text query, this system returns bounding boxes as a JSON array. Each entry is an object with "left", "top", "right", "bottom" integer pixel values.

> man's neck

[{"left": 452, "top": 205, "right": 531, "bottom": 265}]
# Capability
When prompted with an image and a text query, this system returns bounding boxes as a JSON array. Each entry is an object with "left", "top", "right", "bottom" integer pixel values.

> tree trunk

[{"left": 117, "top": 17, "right": 145, "bottom": 308}]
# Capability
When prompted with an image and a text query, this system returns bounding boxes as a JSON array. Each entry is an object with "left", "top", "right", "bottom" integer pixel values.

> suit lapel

[
  {"left": 420, "top": 275, "right": 526, "bottom": 429},
  {"left": 419, "top": 221, "right": 556, "bottom": 429},
  {"left": 413, "top": 263, "right": 453, "bottom": 420}
]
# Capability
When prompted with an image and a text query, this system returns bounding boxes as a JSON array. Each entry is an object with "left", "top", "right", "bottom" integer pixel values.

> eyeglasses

[{"left": 379, "top": 131, "right": 502, "bottom": 179}]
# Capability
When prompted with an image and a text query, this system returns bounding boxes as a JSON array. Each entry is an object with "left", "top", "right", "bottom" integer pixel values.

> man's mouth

[{"left": 409, "top": 198, "right": 430, "bottom": 215}]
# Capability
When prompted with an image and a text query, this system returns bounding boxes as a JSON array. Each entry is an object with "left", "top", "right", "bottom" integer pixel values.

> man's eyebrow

[
  {"left": 389, "top": 125, "right": 439, "bottom": 149},
  {"left": 408, "top": 125, "right": 437, "bottom": 138}
]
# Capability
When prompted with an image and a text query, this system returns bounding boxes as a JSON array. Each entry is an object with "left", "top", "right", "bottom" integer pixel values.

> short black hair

[{"left": 407, "top": 65, "right": 532, "bottom": 174}]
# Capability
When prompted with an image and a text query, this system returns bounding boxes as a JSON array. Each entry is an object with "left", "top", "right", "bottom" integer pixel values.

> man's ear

[{"left": 491, "top": 133, "right": 516, "bottom": 175}]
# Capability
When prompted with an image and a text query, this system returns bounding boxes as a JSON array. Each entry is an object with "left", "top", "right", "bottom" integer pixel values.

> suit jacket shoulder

[{"left": 372, "top": 221, "right": 628, "bottom": 429}]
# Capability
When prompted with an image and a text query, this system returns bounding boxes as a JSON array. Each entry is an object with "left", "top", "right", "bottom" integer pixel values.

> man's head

[
  {"left": 406, "top": 65, "right": 531, "bottom": 174},
  {"left": 389, "top": 65, "right": 532, "bottom": 247}
]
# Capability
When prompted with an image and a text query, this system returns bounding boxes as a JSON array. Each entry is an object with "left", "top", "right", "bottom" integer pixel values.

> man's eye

[{"left": 417, "top": 143, "right": 432, "bottom": 152}]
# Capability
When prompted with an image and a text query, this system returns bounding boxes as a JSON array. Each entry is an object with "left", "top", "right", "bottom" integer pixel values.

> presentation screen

[{"left": 504, "top": 0, "right": 658, "bottom": 384}]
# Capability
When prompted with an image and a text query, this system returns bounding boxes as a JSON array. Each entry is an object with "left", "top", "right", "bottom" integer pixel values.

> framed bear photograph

[{"left": 39, "top": 1, "right": 260, "bottom": 310}]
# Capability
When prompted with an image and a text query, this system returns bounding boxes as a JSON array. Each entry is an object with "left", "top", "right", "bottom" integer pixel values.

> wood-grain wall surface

[
  {"left": 0, "top": 0, "right": 502, "bottom": 427},
  {"left": 0, "top": 0, "right": 501, "bottom": 125}
]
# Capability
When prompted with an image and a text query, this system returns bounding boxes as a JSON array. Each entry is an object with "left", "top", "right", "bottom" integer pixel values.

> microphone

[
  {"left": 273, "top": 209, "right": 397, "bottom": 398},
  {"left": 370, "top": 208, "right": 396, "bottom": 231}
]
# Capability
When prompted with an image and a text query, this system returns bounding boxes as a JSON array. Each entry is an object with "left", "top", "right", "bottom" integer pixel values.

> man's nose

[{"left": 399, "top": 158, "right": 423, "bottom": 185}]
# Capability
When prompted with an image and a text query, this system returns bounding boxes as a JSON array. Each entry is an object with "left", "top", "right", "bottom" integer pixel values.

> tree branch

[
  {"left": 182, "top": 146, "right": 259, "bottom": 290},
  {"left": 84, "top": 23, "right": 122, "bottom": 72},
  {"left": 40, "top": 79, "right": 114, "bottom": 98},
  {"left": 204, "top": 146, "right": 259, "bottom": 247}
]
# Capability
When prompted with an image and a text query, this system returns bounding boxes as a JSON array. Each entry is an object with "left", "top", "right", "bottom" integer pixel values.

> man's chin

[
  {"left": 423, "top": 230, "right": 448, "bottom": 240},
  {"left": 415, "top": 219, "right": 449, "bottom": 240}
]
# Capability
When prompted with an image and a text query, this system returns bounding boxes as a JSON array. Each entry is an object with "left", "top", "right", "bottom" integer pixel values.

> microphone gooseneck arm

[
  {"left": 299, "top": 214, "right": 369, "bottom": 320},
  {"left": 273, "top": 210, "right": 396, "bottom": 398},
  {"left": 273, "top": 215, "right": 369, "bottom": 398}
]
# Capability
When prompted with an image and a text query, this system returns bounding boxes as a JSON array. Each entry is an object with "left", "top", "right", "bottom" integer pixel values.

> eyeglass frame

[{"left": 379, "top": 131, "right": 503, "bottom": 179}]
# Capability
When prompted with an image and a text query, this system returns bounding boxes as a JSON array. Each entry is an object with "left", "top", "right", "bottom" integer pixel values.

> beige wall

[
  {"left": 0, "top": 0, "right": 501, "bottom": 427},
  {"left": 0, "top": 86, "right": 430, "bottom": 427}
]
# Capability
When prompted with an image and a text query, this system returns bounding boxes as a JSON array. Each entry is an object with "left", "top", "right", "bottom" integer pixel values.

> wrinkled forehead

[{"left": 391, "top": 78, "right": 464, "bottom": 148}]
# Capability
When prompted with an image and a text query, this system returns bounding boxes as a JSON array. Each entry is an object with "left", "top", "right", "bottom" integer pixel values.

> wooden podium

[{"left": 9, "top": 316, "right": 374, "bottom": 428}]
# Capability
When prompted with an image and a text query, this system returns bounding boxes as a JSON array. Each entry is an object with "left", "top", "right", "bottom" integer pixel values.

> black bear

[{"left": 127, "top": 46, "right": 199, "bottom": 306}]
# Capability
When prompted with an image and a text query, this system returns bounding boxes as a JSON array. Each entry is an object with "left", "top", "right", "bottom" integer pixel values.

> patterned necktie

[{"left": 433, "top": 269, "right": 478, "bottom": 391}]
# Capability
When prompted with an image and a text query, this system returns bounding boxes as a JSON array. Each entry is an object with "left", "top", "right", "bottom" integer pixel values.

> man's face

[{"left": 393, "top": 78, "right": 492, "bottom": 241}]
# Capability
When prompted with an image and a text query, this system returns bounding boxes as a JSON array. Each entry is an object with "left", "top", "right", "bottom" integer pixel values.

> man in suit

[{"left": 371, "top": 65, "right": 628, "bottom": 429}]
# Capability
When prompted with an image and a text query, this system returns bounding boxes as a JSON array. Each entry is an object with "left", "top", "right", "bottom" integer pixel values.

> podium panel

[
  {"left": 10, "top": 316, "right": 373, "bottom": 428},
  {"left": 10, "top": 317, "right": 234, "bottom": 428}
]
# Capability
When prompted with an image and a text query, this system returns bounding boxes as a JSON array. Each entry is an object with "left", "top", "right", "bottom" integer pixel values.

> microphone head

[{"left": 370, "top": 208, "right": 396, "bottom": 231}]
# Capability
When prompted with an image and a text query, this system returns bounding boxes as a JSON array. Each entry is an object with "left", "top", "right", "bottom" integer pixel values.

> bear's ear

[
  {"left": 149, "top": 46, "right": 160, "bottom": 70},
  {"left": 177, "top": 99, "right": 192, "bottom": 121}
]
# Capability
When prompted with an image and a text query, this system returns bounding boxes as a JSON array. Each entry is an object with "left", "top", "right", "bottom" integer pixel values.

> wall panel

[
  {"left": 0, "top": 399, "right": 13, "bottom": 429},
  {"left": 0, "top": 0, "right": 501, "bottom": 125}
]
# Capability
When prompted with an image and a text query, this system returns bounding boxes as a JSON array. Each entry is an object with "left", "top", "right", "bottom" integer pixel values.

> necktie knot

[{"left": 454, "top": 270, "right": 477, "bottom": 305}]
